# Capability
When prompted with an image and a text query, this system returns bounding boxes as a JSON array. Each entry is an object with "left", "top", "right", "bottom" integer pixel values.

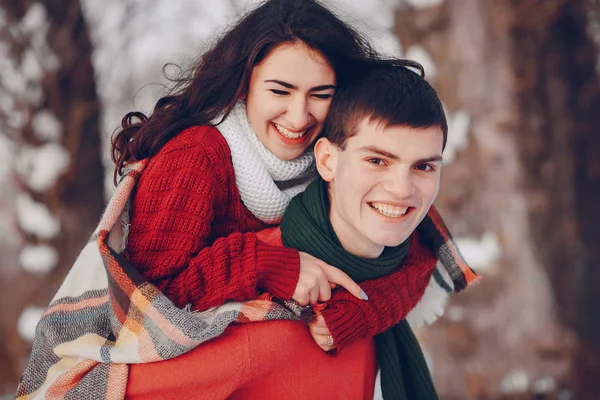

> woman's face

[{"left": 245, "top": 41, "right": 336, "bottom": 161}]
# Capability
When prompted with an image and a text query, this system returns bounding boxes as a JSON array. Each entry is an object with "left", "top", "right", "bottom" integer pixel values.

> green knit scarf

[{"left": 280, "top": 178, "right": 439, "bottom": 400}]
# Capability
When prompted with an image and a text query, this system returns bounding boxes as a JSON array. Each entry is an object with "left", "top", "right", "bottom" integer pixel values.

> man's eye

[
  {"left": 311, "top": 94, "right": 333, "bottom": 100},
  {"left": 416, "top": 164, "right": 435, "bottom": 172},
  {"left": 269, "top": 89, "right": 289, "bottom": 95},
  {"left": 367, "top": 158, "right": 386, "bottom": 166}
]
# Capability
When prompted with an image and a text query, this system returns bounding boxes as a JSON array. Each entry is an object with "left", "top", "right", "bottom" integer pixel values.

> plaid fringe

[{"left": 419, "top": 206, "right": 479, "bottom": 292}]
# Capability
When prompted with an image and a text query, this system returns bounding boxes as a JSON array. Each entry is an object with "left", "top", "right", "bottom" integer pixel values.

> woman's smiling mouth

[{"left": 273, "top": 122, "right": 310, "bottom": 141}]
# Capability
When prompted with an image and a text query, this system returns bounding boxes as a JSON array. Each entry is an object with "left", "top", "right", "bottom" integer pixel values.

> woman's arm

[
  {"left": 127, "top": 128, "right": 300, "bottom": 311},
  {"left": 154, "top": 232, "right": 300, "bottom": 311},
  {"left": 320, "top": 233, "right": 437, "bottom": 352}
]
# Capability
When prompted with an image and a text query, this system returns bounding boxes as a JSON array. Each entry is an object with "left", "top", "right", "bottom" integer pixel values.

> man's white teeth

[
  {"left": 370, "top": 203, "right": 409, "bottom": 218},
  {"left": 274, "top": 123, "right": 307, "bottom": 139}
]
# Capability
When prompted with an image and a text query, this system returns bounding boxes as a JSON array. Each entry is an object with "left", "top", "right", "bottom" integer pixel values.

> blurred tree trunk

[
  {"left": 395, "top": 0, "right": 600, "bottom": 399},
  {"left": 0, "top": 0, "right": 103, "bottom": 394},
  {"left": 511, "top": 1, "right": 600, "bottom": 398}
]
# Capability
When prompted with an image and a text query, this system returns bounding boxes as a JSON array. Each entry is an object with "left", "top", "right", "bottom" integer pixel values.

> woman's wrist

[{"left": 256, "top": 243, "right": 301, "bottom": 299}]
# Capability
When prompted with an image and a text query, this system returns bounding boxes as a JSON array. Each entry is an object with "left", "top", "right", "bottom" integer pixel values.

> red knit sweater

[
  {"left": 320, "top": 231, "right": 437, "bottom": 350},
  {"left": 258, "top": 227, "right": 437, "bottom": 351},
  {"left": 127, "top": 125, "right": 300, "bottom": 309},
  {"left": 127, "top": 125, "right": 437, "bottom": 351}
]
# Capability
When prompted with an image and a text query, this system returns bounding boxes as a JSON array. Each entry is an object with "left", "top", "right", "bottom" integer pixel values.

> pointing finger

[{"left": 322, "top": 264, "right": 368, "bottom": 301}]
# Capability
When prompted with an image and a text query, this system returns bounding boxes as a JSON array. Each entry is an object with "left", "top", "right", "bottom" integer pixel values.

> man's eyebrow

[
  {"left": 360, "top": 146, "right": 399, "bottom": 160},
  {"left": 359, "top": 146, "right": 443, "bottom": 163},
  {"left": 264, "top": 80, "right": 336, "bottom": 92},
  {"left": 416, "top": 155, "right": 444, "bottom": 163}
]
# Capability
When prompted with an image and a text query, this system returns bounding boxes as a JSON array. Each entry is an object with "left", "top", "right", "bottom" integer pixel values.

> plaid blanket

[{"left": 16, "top": 159, "right": 478, "bottom": 400}]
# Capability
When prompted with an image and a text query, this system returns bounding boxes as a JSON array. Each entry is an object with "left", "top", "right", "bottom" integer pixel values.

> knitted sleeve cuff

[
  {"left": 255, "top": 242, "right": 300, "bottom": 300},
  {"left": 320, "top": 299, "right": 369, "bottom": 353}
]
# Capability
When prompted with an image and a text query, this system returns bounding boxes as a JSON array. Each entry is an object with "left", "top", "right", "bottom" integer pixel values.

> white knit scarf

[{"left": 215, "top": 101, "right": 316, "bottom": 224}]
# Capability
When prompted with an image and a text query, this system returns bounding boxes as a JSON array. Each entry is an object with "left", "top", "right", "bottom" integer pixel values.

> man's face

[{"left": 324, "top": 117, "right": 444, "bottom": 258}]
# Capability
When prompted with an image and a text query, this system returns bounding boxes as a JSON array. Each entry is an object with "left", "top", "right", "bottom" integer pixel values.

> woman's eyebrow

[
  {"left": 264, "top": 79, "right": 336, "bottom": 92},
  {"left": 310, "top": 84, "right": 337, "bottom": 92}
]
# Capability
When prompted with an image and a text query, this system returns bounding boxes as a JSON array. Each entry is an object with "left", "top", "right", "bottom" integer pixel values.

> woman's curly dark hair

[{"left": 111, "top": 0, "right": 423, "bottom": 185}]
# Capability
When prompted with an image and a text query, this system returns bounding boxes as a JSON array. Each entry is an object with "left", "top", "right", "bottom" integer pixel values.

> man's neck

[{"left": 328, "top": 210, "right": 384, "bottom": 259}]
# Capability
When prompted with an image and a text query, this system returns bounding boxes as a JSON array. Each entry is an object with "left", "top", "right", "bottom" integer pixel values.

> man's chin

[{"left": 374, "top": 235, "right": 411, "bottom": 249}]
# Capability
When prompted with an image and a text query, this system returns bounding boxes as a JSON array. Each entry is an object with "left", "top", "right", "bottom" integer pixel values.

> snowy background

[{"left": 2, "top": 0, "right": 600, "bottom": 398}]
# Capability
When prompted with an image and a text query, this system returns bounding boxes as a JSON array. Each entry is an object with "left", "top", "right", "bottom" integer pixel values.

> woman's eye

[
  {"left": 269, "top": 89, "right": 289, "bottom": 95},
  {"left": 311, "top": 94, "right": 333, "bottom": 100},
  {"left": 367, "top": 158, "right": 386, "bottom": 166}
]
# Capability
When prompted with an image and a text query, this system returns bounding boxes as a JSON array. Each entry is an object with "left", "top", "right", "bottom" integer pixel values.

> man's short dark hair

[{"left": 324, "top": 62, "right": 448, "bottom": 150}]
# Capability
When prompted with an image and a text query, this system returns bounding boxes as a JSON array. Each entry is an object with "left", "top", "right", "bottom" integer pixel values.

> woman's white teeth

[
  {"left": 274, "top": 123, "right": 307, "bottom": 139},
  {"left": 370, "top": 203, "right": 409, "bottom": 218}
]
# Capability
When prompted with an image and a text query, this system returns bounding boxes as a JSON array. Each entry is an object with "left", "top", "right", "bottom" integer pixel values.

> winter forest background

[{"left": 1, "top": 0, "right": 599, "bottom": 399}]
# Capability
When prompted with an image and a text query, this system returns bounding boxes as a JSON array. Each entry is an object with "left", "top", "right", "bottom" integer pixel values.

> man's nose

[{"left": 383, "top": 172, "right": 416, "bottom": 198}]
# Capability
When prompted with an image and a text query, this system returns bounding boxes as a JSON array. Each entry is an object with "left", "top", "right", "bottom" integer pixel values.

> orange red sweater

[
  {"left": 126, "top": 320, "right": 378, "bottom": 399},
  {"left": 126, "top": 125, "right": 437, "bottom": 351}
]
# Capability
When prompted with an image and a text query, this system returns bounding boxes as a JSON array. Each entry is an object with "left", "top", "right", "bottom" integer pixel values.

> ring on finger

[{"left": 325, "top": 334, "right": 334, "bottom": 347}]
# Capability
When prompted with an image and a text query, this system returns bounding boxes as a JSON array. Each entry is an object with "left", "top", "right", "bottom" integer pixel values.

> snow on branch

[
  {"left": 17, "top": 306, "right": 45, "bottom": 342},
  {"left": 32, "top": 110, "right": 62, "bottom": 141},
  {"left": 16, "top": 193, "right": 60, "bottom": 239},
  {"left": 15, "top": 143, "right": 70, "bottom": 192},
  {"left": 19, "top": 244, "right": 58, "bottom": 273},
  {"left": 443, "top": 107, "right": 471, "bottom": 164},
  {"left": 405, "top": 0, "right": 444, "bottom": 9}
]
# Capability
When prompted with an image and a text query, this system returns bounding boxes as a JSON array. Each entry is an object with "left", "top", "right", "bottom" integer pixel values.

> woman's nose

[{"left": 286, "top": 98, "right": 310, "bottom": 130}]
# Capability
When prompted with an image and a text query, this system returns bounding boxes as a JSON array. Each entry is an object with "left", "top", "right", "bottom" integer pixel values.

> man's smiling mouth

[{"left": 368, "top": 202, "right": 412, "bottom": 218}]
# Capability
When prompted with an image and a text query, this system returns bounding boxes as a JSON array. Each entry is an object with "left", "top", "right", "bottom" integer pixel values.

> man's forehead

[{"left": 345, "top": 121, "right": 444, "bottom": 158}]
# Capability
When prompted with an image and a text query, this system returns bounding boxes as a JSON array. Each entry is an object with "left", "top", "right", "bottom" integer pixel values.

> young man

[
  {"left": 304, "top": 63, "right": 451, "bottom": 348},
  {"left": 267, "top": 63, "right": 477, "bottom": 399}
]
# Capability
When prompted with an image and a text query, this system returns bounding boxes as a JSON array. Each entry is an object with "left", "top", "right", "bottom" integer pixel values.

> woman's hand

[
  {"left": 293, "top": 252, "right": 366, "bottom": 306},
  {"left": 309, "top": 314, "right": 335, "bottom": 351}
]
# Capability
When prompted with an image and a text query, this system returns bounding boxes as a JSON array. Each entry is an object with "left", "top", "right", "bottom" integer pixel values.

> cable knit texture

[
  {"left": 126, "top": 125, "right": 301, "bottom": 310},
  {"left": 322, "top": 233, "right": 436, "bottom": 351},
  {"left": 215, "top": 101, "right": 316, "bottom": 224}
]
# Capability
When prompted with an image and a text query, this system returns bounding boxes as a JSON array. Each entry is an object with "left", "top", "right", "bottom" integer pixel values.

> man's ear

[{"left": 314, "top": 137, "right": 337, "bottom": 182}]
